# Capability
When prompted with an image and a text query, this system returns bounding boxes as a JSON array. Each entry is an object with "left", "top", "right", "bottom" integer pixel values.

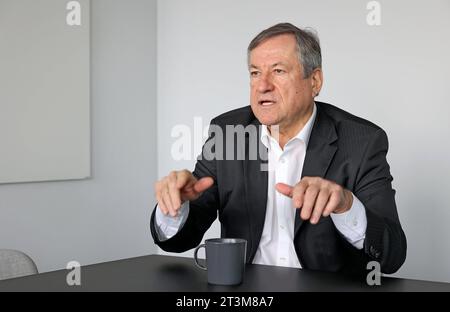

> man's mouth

[{"left": 259, "top": 100, "right": 276, "bottom": 106}]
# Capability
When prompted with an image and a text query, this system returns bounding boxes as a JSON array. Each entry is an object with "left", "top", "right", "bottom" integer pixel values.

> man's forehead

[
  {"left": 249, "top": 48, "right": 298, "bottom": 68},
  {"left": 250, "top": 35, "right": 297, "bottom": 60}
]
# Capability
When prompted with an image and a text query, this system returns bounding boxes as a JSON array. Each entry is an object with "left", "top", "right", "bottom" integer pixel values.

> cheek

[
  {"left": 250, "top": 84, "right": 262, "bottom": 100},
  {"left": 289, "top": 84, "right": 309, "bottom": 101},
  {"left": 274, "top": 78, "right": 293, "bottom": 95},
  {"left": 276, "top": 85, "right": 294, "bottom": 105},
  {"left": 249, "top": 90, "right": 257, "bottom": 105}
]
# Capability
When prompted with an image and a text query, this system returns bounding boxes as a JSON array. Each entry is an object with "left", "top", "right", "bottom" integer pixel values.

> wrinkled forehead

[{"left": 249, "top": 35, "right": 300, "bottom": 69}]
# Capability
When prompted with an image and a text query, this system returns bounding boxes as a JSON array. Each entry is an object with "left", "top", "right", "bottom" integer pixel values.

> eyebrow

[
  {"left": 249, "top": 62, "right": 287, "bottom": 70},
  {"left": 271, "top": 62, "right": 287, "bottom": 68}
]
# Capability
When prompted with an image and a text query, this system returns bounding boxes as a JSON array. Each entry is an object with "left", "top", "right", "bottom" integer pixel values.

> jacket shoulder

[
  {"left": 211, "top": 106, "right": 255, "bottom": 126},
  {"left": 317, "top": 102, "right": 385, "bottom": 135}
]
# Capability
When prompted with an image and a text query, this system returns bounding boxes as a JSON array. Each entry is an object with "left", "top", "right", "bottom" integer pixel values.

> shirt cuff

[
  {"left": 330, "top": 193, "right": 367, "bottom": 250},
  {"left": 154, "top": 201, "right": 190, "bottom": 241}
]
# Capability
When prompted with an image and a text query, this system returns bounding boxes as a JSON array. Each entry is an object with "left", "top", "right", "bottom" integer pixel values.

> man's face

[{"left": 249, "top": 34, "right": 317, "bottom": 131}]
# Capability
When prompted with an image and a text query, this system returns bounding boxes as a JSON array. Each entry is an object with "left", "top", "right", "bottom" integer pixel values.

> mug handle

[{"left": 194, "top": 244, "right": 207, "bottom": 270}]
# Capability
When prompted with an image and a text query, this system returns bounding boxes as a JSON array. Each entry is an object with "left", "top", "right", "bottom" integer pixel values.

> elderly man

[{"left": 151, "top": 23, "right": 407, "bottom": 275}]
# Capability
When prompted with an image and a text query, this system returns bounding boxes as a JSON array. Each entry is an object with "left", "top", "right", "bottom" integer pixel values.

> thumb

[
  {"left": 276, "top": 183, "right": 294, "bottom": 198},
  {"left": 193, "top": 177, "right": 214, "bottom": 194}
]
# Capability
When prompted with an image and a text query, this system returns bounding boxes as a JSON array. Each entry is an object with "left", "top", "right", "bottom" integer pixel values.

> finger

[
  {"left": 175, "top": 170, "right": 200, "bottom": 202},
  {"left": 276, "top": 183, "right": 294, "bottom": 198},
  {"left": 156, "top": 192, "right": 169, "bottom": 215},
  {"left": 323, "top": 191, "right": 341, "bottom": 217},
  {"left": 310, "top": 189, "right": 331, "bottom": 224},
  {"left": 155, "top": 181, "right": 169, "bottom": 215},
  {"left": 157, "top": 188, "right": 171, "bottom": 216},
  {"left": 194, "top": 177, "right": 214, "bottom": 194},
  {"left": 300, "top": 185, "right": 319, "bottom": 221},
  {"left": 162, "top": 188, "right": 177, "bottom": 217},
  {"left": 168, "top": 172, "right": 182, "bottom": 210},
  {"left": 176, "top": 170, "right": 194, "bottom": 189},
  {"left": 292, "top": 180, "right": 308, "bottom": 208}
]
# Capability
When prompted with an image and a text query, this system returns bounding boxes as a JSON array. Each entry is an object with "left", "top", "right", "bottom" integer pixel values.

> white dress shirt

[{"left": 155, "top": 103, "right": 367, "bottom": 268}]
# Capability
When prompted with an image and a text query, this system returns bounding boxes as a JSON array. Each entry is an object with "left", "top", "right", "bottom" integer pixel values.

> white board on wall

[{"left": 0, "top": 0, "right": 90, "bottom": 184}]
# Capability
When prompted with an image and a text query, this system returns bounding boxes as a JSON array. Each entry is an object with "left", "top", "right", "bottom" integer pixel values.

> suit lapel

[
  {"left": 243, "top": 118, "right": 268, "bottom": 260},
  {"left": 294, "top": 104, "right": 338, "bottom": 236}
]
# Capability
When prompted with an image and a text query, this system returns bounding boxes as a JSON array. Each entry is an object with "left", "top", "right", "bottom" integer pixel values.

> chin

[
  {"left": 252, "top": 108, "right": 276, "bottom": 126},
  {"left": 256, "top": 115, "right": 277, "bottom": 126}
]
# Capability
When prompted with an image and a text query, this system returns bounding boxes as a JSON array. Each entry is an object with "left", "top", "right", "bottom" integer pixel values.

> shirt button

[
  {"left": 353, "top": 219, "right": 358, "bottom": 226},
  {"left": 280, "top": 157, "right": 285, "bottom": 164},
  {"left": 280, "top": 225, "right": 285, "bottom": 230},
  {"left": 280, "top": 257, "right": 286, "bottom": 261}
]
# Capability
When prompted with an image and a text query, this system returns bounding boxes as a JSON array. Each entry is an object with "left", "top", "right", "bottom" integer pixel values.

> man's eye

[
  {"left": 250, "top": 71, "right": 260, "bottom": 77},
  {"left": 274, "top": 69, "right": 285, "bottom": 74}
]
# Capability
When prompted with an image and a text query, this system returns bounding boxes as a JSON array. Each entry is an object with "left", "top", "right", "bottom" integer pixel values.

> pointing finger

[
  {"left": 193, "top": 177, "right": 214, "bottom": 194},
  {"left": 276, "top": 183, "right": 294, "bottom": 197}
]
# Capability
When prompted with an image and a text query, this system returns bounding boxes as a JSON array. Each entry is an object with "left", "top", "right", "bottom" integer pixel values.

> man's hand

[
  {"left": 276, "top": 177, "right": 353, "bottom": 224},
  {"left": 154, "top": 170, "right": 214, "bottom": 217}
]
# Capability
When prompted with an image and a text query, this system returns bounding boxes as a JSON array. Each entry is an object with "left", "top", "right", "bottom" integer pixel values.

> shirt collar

[{"left": 260, "top": 102, "right": 317, "bottom": 149}]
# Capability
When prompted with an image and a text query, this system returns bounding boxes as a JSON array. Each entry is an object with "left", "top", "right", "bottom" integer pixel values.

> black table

[{"left": 0, "top": 254, "right": 449, "bottom": 292}]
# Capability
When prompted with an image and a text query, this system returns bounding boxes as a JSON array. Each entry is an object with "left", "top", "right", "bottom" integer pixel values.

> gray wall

[
  {"left": 156, "top": 0, "right": 450, "bottom": 283},
  {"left": 0, "top": 0, "right": 157, "bottom": 273}
]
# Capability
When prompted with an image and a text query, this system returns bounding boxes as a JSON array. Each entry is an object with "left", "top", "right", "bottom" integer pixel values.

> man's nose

[{"left": 257, "top": 74, "right": 275, "bottom": 93}]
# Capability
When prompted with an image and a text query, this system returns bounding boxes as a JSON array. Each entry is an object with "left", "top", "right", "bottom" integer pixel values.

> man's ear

[{"left": 311, "top": 68, "right": 323, "bottom": 98}]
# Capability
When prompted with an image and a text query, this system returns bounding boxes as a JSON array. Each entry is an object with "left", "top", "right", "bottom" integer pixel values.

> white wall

[
  {"left": 157, "top": 0, "right": 450, "bottom": 282},
  {"left": 0, "top": 0, "right": 158, "bottom": 273}
]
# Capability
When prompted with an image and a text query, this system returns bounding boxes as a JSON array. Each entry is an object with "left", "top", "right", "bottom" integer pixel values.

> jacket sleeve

[
  {"left": 354, "top": 129, "right": 407, "bottom": 274},
  {"left": 150, "top": 119, "right": 220, "bottom": 253}
]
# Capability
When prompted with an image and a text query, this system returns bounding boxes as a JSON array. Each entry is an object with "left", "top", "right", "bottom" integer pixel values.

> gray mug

[{"left": 194, "top": 238, "right": 247, "bottom": 285}]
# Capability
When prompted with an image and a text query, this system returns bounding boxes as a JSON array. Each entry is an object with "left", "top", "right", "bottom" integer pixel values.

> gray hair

[{"left": 247, "top": 23, "right": 322, "bottom": 78}]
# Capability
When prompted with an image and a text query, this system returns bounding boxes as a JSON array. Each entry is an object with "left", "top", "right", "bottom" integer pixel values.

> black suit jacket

[{"left": 151, "top": 102, "right": 407, "bottom": 275}]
